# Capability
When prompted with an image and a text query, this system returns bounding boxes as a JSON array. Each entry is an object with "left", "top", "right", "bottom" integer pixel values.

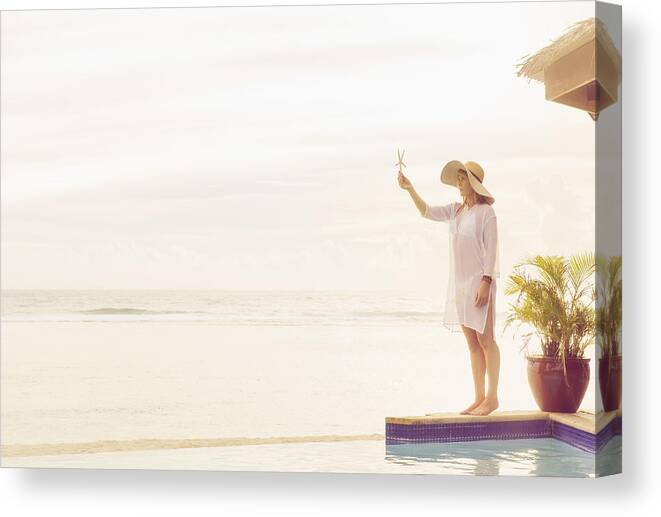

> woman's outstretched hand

[
  {"left": 474, "top": 280, "right": 490, "bottom": 307},
  {"left": 398, "top": 171, "right": 413, "bottom": 191}
]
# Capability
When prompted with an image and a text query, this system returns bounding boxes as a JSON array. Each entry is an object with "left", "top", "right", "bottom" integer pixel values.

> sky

[{"left": 1, "top": 1, "right": 600, "bottom": 308}]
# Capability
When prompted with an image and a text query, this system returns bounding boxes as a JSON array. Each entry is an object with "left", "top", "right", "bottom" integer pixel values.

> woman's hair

[{"left": 461, "top": 191, "right": 490, "bottom": 206}]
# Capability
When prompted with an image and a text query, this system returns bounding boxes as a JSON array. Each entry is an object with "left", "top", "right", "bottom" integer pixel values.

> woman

[{"left": 398, "top": 160, "right": 501, "bottom": 416}]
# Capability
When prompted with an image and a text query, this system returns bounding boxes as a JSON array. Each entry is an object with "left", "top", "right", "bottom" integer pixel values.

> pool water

[
  {"left": 386, "top": 436, "right": 622, "bottom": 477},
  {"left": 3, "top": 436, "right": 621, "bottom": 477}
]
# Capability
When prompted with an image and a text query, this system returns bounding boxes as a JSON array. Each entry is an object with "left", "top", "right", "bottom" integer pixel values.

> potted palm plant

[
  {"left": 504, "top": 253, "right": 595, "bottom": 413},
  {"left": 596, "top": 254, "right": 622, "bottom": 412}
]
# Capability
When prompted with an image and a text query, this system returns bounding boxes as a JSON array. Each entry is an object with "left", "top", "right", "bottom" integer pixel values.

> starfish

[{"left": 396, "top": 148, "right": 406, "bottom": 174}]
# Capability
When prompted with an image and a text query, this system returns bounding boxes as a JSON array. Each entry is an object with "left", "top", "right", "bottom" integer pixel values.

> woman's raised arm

[
  {"left": 397, "top": 171, "right": 433, "bottom": 218},
  {"left": 421, "top": 202, "right": 456, "bottom": 222},
  {"left": 406, "top": 188, "right": 430, "bottom": 217},
  {"left": 398, "top": 171, "right": 455, "bottom": 221},
  {"left": 398, "top": 171, "right": 427, "bottom": 216}
]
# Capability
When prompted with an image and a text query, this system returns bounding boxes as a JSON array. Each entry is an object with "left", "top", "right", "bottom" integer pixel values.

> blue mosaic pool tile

[
  {"left": 596, "top": 416, "right": 622, "bottom": 452},
  {"left": 550, "top": 422, "right": 596, "bottom": 453},
  {"left": 550, "top": 416, "right": 623, "bottom": 453},
  {"left": 385, "top": 415, "right": 622, "bottom": 454},
  {"left": 386, "top": 419, "right": 551, "bottom": 445}
]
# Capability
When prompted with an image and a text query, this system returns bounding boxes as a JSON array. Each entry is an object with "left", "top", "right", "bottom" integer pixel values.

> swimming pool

[
  {"left": 2, "top": 435, "right": 621, "bottom": 477},
  {"left": 386, "top": 436, "right": 622, "bottom": 477}
]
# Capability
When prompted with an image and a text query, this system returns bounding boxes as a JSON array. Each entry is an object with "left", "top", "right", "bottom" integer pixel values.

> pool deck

[{"left": 386, "top": 409, "right": 622, "bottom": 453}]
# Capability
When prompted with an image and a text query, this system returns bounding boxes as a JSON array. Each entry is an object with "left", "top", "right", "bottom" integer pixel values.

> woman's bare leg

[
  {"left": 460, "top": 324, "right": 486, "bottom": 414},
  {"left": 470, "top": 297, "right": 500, "bottom": 416}
]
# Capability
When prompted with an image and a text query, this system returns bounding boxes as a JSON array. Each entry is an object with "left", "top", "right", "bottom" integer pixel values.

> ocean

[
  {"left": 0, "top": 289, "right": 596, "bottom": 472},
  {"left": 1, "top": 289, "right": 449, "bottom": 326}
]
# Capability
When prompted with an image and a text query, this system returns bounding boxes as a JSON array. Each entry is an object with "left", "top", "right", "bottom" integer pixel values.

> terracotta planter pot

[
  {"left": 599, "top": 355, "right": 622, "bottom": 411},
  {"left": 527, "top": 356, "right": 591, "bottom": 413}
]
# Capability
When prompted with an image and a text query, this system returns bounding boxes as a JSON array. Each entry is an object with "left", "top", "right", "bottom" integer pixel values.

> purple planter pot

[{"left": 527, "top": 356, "right": 590, "bottom": 413}]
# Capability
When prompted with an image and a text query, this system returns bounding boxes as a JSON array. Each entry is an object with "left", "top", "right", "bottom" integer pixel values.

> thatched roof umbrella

[{"left": 516, "top": 17, "right": 621, "bottom": 121}]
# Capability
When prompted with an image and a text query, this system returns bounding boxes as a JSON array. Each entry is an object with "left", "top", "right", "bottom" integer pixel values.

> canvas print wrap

[{"left": 0, "top": 1, "right": 622, "bottom": 477}]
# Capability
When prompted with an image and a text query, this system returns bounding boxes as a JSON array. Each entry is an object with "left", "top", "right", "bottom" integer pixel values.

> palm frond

[
  {"left": 595, "top": 254, "right": 622, "bottom": 356},
  {"left": 505, "top": 252, "right": 596, "bottom": 359}
]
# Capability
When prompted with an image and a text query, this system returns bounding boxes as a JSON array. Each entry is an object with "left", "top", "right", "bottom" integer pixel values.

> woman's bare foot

[
  {"left": 460, "top": 398, "right": 485, "bottom": 415},
  {"left": 468, "top": 397, "right": 499, "bottom": 416}
]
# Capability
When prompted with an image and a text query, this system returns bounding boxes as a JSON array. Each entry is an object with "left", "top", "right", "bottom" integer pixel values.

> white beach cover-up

[{"left": 423, "top": 201, "right": 500, "bottom": 335}]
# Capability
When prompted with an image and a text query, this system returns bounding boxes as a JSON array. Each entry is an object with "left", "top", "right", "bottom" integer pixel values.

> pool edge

[{"left": 385, "top": 410, "right": 622, "bottom": 454}]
